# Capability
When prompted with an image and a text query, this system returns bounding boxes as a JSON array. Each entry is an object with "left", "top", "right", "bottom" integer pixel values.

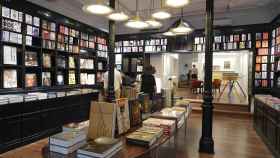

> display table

[
  {"left": 0, "top": 89, "right": 99, "bottom": 154},
  {"left": 254, "top": 95, "right": 280, "bottom": 158},
  {"left": 43, "top": 104, "right": 192, "bottom": 158}
]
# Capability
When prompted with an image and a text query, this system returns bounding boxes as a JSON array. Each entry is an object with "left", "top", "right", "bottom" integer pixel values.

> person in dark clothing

[{"left": 141, "top": 65, "right": 156, "bottom": 99}]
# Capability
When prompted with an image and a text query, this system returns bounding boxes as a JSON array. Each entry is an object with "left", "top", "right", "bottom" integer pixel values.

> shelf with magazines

[
  {"left": 272, "top": 25, "right": 280, "bottom": 97},
  {"left": 0, "top": 2, "right": 109, "bottom": 93}
]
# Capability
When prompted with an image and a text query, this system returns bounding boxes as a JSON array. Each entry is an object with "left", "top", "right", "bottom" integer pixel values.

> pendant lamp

[
  {"left": 166, "top": 0, "right": 190, "bottom": 8},
  {"left": 125, "top": 0, "right": 149, "bottom": 29},
  {"left": 152, "top": 0, "right": 171, "bottom": 20},
  {"left": 83, "top": 0, "right": 113, "bottom": 15},
  {"left": 171, "top": 8, "right": 192, "bottom": 34},
  {"left": 145, "top": 0, "right": 162, "bottom": 28},
  {"left": 107, "top": 0, "right": 129, "bottom": 21}
]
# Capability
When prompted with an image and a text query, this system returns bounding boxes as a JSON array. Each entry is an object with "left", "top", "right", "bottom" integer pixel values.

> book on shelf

[
  {"left": 98, "top": 62, "right": 103, "bottom": 70},
  {"left": 69, "top": 56, "right": 76, "bottom": 69},
  {"left": 2, "top": 6, "right": 10, "bottom": 18},
  {"left": 80, "top": 73, "right": 88, "bottom": 85},
  {"left": 57, "top": 72, "right": 64, "bottom": 85},
  {"left": 43, "top": 53, "right": 51, "bottom": 68},
  {"left": 57, "top": 56, "right": 66, "bottom": 68},
  {"left": 88, "top": 102, "right": 117, "bottom": 140},
  {"left": 87, "top": 74, "right": 95, "bottom": 85},
  {"left": 25, "top": 51, "right": 38, "bottom": 66},
  {"left": 77, "top": 138, "right": 122, "bottom": 158},
  {"left": 3, "top": 69, "right": 17, "bottom": 88},
  {"left": 115, "top": 98, "right": 130, "bottom": 134},
  {"left": 3, "top": 45, "right": 17, "bottom": 65},
  {"left": 42, "top": 72, "right": 51, "bottom": 86},
  {"left": 68, "top": 71, "right": 76, "bottom": 85},
  {"left": 25, "top": 73, "right": 37, "bottom": 87}
]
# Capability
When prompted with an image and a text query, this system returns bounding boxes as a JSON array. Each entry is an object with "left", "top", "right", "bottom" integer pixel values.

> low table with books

[{"left": 44, "top": 102, "right": 191, "bottom": 158}]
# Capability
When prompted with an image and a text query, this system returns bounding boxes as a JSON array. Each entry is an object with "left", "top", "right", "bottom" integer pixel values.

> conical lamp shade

[
  {"left": 171, "top": 19, "right": 192, "bottom": 34},
  {"left": 83, "top": 0, "right": 113, "bottom": 15}
]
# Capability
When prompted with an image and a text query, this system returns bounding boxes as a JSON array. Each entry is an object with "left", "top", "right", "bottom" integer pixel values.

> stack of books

[
  {"left": 56, "top": 91, "right": 66, "bottom": 98},
  {"left": 126, "top": 126, "right": 163, "bottom": 147},
  {"left": 47, "top": 92, "right": 57, "bottom": 99},
  {"left": 66, "top": 90, "right": 81, "bottom": 96},
  {"left": 50, "top": 130, "right": 86, "bottom": 154},
  {"left": 77, "top": 138, "right": 122, "bottom": 158},
  {"left": 28, "top": 92, "right": 48, "bottom": 100},
  {"left": 63, "top": 121, "right": 89, "bottom": 134},
  {"left": 0, "top": 96, "right": 9, "bottom": 105},
  {"left": 24, "top": 94, "right": 38, "bottom": 102},
  {"left": 143, "top": 118, "right": 176, "bottom": 136},
  {"left": 0, "top": 94, "right": 24, "bottom": 104},
  {"left": 158, "top": 107, "right": 186, "bottom": 128}
]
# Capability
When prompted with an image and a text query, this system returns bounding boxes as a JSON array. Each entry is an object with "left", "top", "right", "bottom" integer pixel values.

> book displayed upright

[
  {"left": 3, "top": 45, "right": 17, "bottom": 65},
  {"left": 3, "top": 69, "right": 17, "bottom": 88}
]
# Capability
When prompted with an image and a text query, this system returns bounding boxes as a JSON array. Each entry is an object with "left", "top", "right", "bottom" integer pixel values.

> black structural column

[
  {"left": 107, "top": 0, "right": 116, "bottom": 102},
  {"left": 199, "top": 0, "right": 214, "bottom": 154}
]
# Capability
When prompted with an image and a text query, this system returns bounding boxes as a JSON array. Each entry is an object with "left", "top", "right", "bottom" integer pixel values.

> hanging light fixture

[
  {"left": 145, "top": 0, "right": 162, "bottom": 28},
  {"left": 163, "top": 30, "right": 176, "bottom": 36},
  {"left": 166, "top": 0, "right": 190, "bottom": 8},
  {"left": 152, "top": 0, "right": 171, "bottom": 20},
  {"left": 83, "top": 0, "right": 113, "bottom": 15},
  {"left": 171, "top": 8, "right": 192, "bottom": 34},
  {"left": 107, "top": 0, "right": 129, "bottom": 21},
  {"left": 125, "top": 0, "right": 149, "bottom": 29}
]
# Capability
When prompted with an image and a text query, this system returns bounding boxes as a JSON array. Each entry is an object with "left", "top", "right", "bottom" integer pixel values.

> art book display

[
  {"left": 87, "top": 102, "right": 116, "bottom": 140},
  {"left": 3, "top": 45, "right": 17, "bottom": 65},
  {"left": 115, "top": 98, "right": 130, "bottom": 134},
  {"left": 3, "top": 69, "right": 17, "bottom": 88}
]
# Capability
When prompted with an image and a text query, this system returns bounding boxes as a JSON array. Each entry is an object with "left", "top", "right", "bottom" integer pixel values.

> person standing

[
  {"left": 141, "top": 65, "right": 156, "bottom": 99},
  {"left": 190, "top": 64, "right": 198, "bottom": 80},
  {"left": 104, "top": 65, "right": 122, "bottom": 99}
]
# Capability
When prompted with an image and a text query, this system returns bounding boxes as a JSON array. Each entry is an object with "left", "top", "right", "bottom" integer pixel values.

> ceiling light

[
  {"left": 166, "top": 0, "right": 190, "bottom": 8},
  {"left": 83, "top": 0, "right": 113, "bottom": 15},
  {"left": 152, "top": 10, "right": 171, "bottom": 20},
  {"left": 108, "top": 12, "right": 129, "bottom": 21},
  {"left": 125, "top": 15, "right": 149, "bottom": 29},
  {"left": 163, "top": 30, "right": 176, "bottom": 36},
  {"left": 171, "top": 19, "right": 192, "bottom": 34},
  {"left": 145, "top": 19, "right": 162, "bottom": 28}
]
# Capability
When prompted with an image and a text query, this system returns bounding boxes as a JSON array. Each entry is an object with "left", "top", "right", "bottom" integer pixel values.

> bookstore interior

[{"left": 0, "top": 0, "right": 280, "bottom": 158}]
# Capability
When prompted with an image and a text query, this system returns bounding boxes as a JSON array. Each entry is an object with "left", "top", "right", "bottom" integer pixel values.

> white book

[
  {"left": 27, "top": 25, "right": 33, "bottom": 35},
  {"left": 50, "top": 140, "right": 86, "bottom": 155},
  {"left": 2, "top": 31, "right": 10, "bottom": 42},
  {"left": 2, "top": 6, "right": 10, "bottom": 18},
  {"left": 3, "top": 45, "right": 17, "bottom": 65},
  {"left": 33, "top": 17, "right": 40, "bottom": 27},
  {"left": 10, "top": 9, "right": 18, "bottom": 21},
  {"left": 25, "top": 14, "right": 32, "bottom": 24}
]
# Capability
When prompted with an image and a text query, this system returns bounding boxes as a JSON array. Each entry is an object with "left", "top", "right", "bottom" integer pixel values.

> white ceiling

[{"left": 27, "top": 0, "right": 280, "bottom": 34}]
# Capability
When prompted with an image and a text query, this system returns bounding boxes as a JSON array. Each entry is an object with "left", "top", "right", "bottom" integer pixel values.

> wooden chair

[
  {"left": 212, "top": 79, "right": 222, "bottom": 94},
  {"left": 191, "top": 80, "right": 203, "bottom": 94}
]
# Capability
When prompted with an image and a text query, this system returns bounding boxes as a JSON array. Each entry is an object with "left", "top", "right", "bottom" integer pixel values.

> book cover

[
  {"left": 57, "top": 56, "right": 66, "bottom": 68},
  {"left": 80, "top": 73, "right": 88, "bottom": 85},
  {"left": 25, "top": 51, "right": 38, "bottom": 66},
  {"left": 116, "top": 98, "right": 130, "bottom": 134},
  {"left": 2, "top": 7, "right": 10, "bottom": 18},
  {"left": 87, "top": 102, "right": 116, "bottom": 140},
  {"left": 3, "top": 69, "right": 17, "bottom": 88},
  {"left": 87, "top": 74, "right": 95, "bottom": 85},
  {"left": 43, "top": 53, "right": 51, "bottom": 68},
  {"left": 25, "top": 74, "right": 37, "bottom": 87},
  {"left": 68, "top": 71, "right": 76, "bottom": 85},
  {"left": 69, "top": 56, "right": 76, "bottom": 69},
  {"left": 3, "top": 45, "right": 17, "bottom": 65},
  {"left": 77, "top": 138, "right": 122, "bottom": 157},
  {"left": 42, "top": 72, "right": 51, "bottom": 86},
  {"left": 57, "top": 72, "right": 64, "bottom": 85}
]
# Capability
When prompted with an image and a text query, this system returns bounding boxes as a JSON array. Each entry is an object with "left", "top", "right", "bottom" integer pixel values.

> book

[
  {"left": 25, "top": 51, "right": 38, "bottom": 66},
  {"left": 87, "top": 74, "right": 95, "bottom": 85},
  {"left": 98, "top": 62, "right": 103, "bottom": 70},
  {"left": 87, "top": 102, "right": 117, "bottom": 140},
  {"left": 3, "top": 45, "right": 17, "bottom": 65},
  {"left": 25, "top": 73, "right": 37, "bottom": 87},
  {"left": 115, "top": 98, "right": 130, "bottom": 134},
  {"left": 77, "top": 138, "right": 122, "bottom": 158},
  {"left": 50, "top": 141, "right": 86, "bottom": 155},
  {"left": 69, "top": 71, "right": 76, "bottom": 85},
  {"left": 80, "top": 73, "right": 88, "bottom": 85},
  {"left": 126, "top": 131, "right": 158, "bottom": 147},
  {"left": 69, "top": 56, "right": 76, "bottom": 69},
  {"left": 50, "top": 131, "right": 87, "bottom": 148},
  {"left": 3, "top": 69, "right": 17, "bottom": 88},
  {"left": 57, "top": 56, "right": 66, "bottom": 68},
  {"left": 42, "top": 72, "right": 51, "bottom": 86},
  {"left": 57, "top": 72, "right": 64, "bottom": 85},
  {"left": 43, "top": 53, "right": 51, "bottom": 68},
  {"left": 2, "top": 6, "right": 10, "bottom": 18}
]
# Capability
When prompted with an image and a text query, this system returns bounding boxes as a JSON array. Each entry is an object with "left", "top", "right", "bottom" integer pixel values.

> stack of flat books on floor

[
  {"left": 77, "top": 137, "right": 122, "bottom": 158},
  {"left": 143, "top": 118, "right": 176, "bottom": 136},
  {"left": 50, "top": 130, "right": 87, "bottom": 154},
  {"left": 126, "top": 126, "right": 163, "bottom": 147},
  {"left": 28, "top": 92, "right": 48, "bottom": 100}
]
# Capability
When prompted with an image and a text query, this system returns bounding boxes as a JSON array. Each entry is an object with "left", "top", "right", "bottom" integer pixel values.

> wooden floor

[{"left": 0, "top": 113, "right": 273, "bottom": 158}]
